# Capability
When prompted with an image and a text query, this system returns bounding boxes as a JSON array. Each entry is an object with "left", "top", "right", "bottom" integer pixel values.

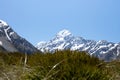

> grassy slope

[{"left": 0, "top": 50, "right": 120, "bottom": 80}]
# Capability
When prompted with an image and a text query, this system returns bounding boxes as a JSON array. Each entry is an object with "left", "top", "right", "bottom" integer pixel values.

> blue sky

[{"left": 0, "top": 0, "right": 120, "bottom": 45}]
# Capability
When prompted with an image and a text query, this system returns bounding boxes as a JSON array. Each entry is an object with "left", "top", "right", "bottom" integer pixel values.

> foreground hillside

[{"left": 0, "top": 50, "right": 120, "bottom": 80}]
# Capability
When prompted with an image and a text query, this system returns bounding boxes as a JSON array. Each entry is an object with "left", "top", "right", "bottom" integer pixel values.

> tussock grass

[{"left": 0, "top": 50, "right": 119, "bottom": 80}]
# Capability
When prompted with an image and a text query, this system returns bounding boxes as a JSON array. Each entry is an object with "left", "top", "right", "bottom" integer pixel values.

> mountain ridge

[{"left": 36, "top": 29, "right": 120, "bottom": 61}]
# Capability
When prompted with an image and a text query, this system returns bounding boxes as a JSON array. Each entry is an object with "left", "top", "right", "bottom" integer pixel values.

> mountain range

[
  {"left": 0, "top": 20, "right": 37, "bottom": 53},
  {"left": 0, "top": 19, "right": 120, "bottom": 61},
  {"left": 36, "top": 29, "right": 120, "bottom": 61}
]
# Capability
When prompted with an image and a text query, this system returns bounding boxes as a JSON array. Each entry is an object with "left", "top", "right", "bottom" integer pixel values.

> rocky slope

[{"left": 0, "top": 20, "right": 38, "bottom": 53}]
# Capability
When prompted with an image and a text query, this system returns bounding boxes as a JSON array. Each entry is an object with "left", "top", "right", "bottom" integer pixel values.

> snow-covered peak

[
  {"left": 36, "top": 41, "right": 47, "bottom": 50},
  {"left": 0, "top": 20, "right": 8, "bottom": 27},
  {"left": 37, "top": 41, "right": 46, "bottom": 45},
  {"left": 97, "top": 40, "right": 108, "bottom": 44},
  {"left": 36, "top": 41, "right": 46, "bottom": 47},
  {"left": 56, "top": 29, "right": 72, "bottom": 38},
  {"left": 36, "top": 29, "right": 120, "bottom": 61}
]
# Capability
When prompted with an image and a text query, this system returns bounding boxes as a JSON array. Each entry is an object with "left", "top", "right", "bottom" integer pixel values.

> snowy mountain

[
  {"left": 0, "top": 20, "right": 38, "bottom": 53},
  {"left": 36, "top": 29, "right": 120, "bottom": 61}
]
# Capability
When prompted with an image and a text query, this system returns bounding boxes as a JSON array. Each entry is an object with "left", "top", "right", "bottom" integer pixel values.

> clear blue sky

[{"left": 0, "top": 0, "right": 120, "bottom": 45}]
